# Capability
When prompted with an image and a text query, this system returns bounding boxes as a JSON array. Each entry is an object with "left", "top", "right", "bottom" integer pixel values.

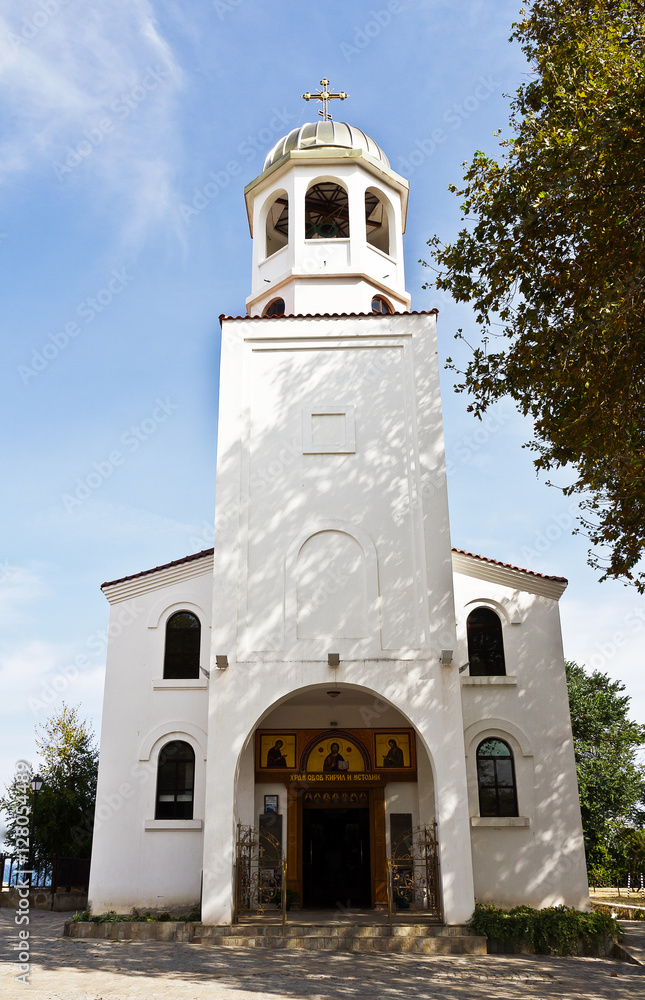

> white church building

[{"left": 88, "top": 85, "right": 589, "bottom": 925}]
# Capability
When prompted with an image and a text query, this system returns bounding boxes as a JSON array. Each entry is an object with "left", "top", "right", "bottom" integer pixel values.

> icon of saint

[
  {"left": 323, "top": 741, "right": 345, "bottom": 772},
  {"left": 266, "top": 739, "right": 288, "bottom": 767},
  {"left": 383, "top": 738, "right": 405, "bottom": 767}
]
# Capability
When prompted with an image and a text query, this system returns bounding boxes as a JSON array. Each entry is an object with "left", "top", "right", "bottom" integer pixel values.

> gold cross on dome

[{"left": 301, "top": 78, "right": 349, "bottom": 121}]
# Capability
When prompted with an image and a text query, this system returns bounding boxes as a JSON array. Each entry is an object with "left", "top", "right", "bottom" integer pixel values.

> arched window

[
  {"left": 155, "top": 741, "right": 195, "bottom": 819},
  {"left": 163, "top": 611, "right": 201, "bottom": 679},
  {"left": 467, "top": 607, "right": 506, "bottom": 676},
  {"left": 365, "top": 189, "right": 390, "bottom": 254},
  {"left": 476, "top": 738, "right": 518, "bottom": 817},
  {"left": 371, "top": 295, "right": 393, "bottom": 314},
  {"left": 265, "top": 192, "right": 288, "bottom": 257},
  {"left": 305, "top": 182, "right": 349, "bottom": 239},
  {"left": 262, "top": 298, "right": 285, "bottom": 317}
]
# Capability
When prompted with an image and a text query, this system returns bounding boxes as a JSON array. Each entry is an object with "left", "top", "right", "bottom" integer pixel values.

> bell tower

[
  {"left": 203, "top": 82, "right": 476, "bottom": 928},
  {"left": 245, "top": 80, "right": 411, "bottom": 317}
]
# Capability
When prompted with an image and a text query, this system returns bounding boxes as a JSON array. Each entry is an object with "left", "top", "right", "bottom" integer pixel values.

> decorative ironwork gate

[
  {"left": 387, "top": 823, "right": 441, "bottom": 927},
  {"left": 233, "top": 823, "right": 287, "bottom": 929}
]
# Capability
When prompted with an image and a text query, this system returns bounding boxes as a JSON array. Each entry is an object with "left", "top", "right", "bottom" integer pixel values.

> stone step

[
  {"left": 191, "top": 932, "right": 487, "bottom": 954},
  {"left": 199, "top": 922, "right": 473, "bottom": 940}
]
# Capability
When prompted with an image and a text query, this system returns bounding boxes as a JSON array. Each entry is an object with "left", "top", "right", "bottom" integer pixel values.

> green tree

[
  {"left": 1, "top": 705, "right": 98, "bottom": 862},
  {"left": 619, "top": 827, "right": 645, "bottom": 872},
  {"left": 425, "top": 0, "right": 645, "bottom": 589},
  {"left": 566, "top": 661, "right": 645, "bottom": 874}
]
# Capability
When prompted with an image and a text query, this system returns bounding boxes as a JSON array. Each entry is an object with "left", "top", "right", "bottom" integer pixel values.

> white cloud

[
  {"left": 0, "top": 563, "right": 49, "bottom": 625},
  {"left": 0, "top": 639, "right": 68, "bottom": 710},
  {"left": 0, "top": 0, "right": 183, "bottom": 240},
  {"left": 0, "top": 639, "right": 104, "bottom": 717}
]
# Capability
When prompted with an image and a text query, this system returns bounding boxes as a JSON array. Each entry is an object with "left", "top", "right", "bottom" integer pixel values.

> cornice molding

[
  {"left": 102, "top": 553, "right": 213, "bottom": 605},
  {"left": 452, "top": 550, "right": 567, "bottom": 600}
]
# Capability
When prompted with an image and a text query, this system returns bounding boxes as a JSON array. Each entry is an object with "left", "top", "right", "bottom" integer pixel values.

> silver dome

[{"left": 263, "top": 121, "right": 390, "bottom": 171}]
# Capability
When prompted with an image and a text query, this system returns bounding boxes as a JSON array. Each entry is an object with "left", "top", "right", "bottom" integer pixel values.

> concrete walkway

[
  {"left": 617, "top": 921, "right": 645, "bottom": 966},
  {"left": 2, "top": 909, "right": 645, "bottom": 999}
]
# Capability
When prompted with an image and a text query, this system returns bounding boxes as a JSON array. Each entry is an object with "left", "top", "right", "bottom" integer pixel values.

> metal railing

[
  {"left": 233, "top": 823, "right": 287, "bottom": 934},
  {"left": 387, "top": 823, "right": 442, "bottom": 931},
  {"left": 1, "top": 854, "right": 89, "bottom": 893}
]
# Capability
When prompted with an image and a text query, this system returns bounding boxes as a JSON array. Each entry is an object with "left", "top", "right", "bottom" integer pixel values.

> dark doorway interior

[{"left": 302, "top": 807, "right": 371, "bottom": 909}]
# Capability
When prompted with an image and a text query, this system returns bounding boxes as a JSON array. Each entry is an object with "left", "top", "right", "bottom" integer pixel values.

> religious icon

[
  {"left": 383, "top": 739, "right": 404, "bottom": 767},
  {"left": 305, "top": 735, "right": 364, "bottom": 772},
  {"left": 259, "top": 733, "right": 296, "bottom": 769},
  {"left": 374, "top": 732, "right": 412, "bottom": 768},
  {"left": 267, "top": 740, "right": 287, "bottom": 767},
  {"left": 323, "top": 741, "right": 346, "bottom": 772}
]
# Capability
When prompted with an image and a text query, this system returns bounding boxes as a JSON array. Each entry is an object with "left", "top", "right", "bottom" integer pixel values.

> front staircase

[{"left": 192, "top": 921, "right": 486, "bottom": 954}]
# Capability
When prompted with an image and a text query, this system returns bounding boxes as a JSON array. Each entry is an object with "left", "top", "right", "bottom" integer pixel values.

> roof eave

[{"left": 451, "top": 548, "right": 568, "bottom": 600}]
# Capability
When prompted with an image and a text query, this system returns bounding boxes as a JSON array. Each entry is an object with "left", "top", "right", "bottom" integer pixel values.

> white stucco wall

[
  {"left": 88, "top": 560, "right": 213, "bottom": 913},
  {"left": 452, "top": 554, "right": 589, "bottom": 909}
]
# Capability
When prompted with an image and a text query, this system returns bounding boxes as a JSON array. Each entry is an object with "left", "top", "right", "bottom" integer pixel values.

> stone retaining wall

[
  {"left": 484, "top": 933, "right": 618, "bottom": 958},
  {"left": 66, "top": 920, "right": 198, "bottom": 941},
  {"left": 1, "top": 889, "right": 88, "bottom": 912}
]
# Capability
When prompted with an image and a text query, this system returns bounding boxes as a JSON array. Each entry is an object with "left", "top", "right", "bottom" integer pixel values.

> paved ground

[
  {"left": 619, "top": 922, "right": 645, "bottom": 965},
  {"left": 1, "top": 910, "right": 644, "bottom": 1000}
]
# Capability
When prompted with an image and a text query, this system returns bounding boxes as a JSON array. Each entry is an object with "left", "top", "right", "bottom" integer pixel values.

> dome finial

[{"left": 301, "top": 78, "right": 349, "bottom": 121}]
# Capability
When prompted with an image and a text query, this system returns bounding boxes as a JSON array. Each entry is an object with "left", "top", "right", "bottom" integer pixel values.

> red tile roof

[
  {"left": 102, "top": 544, "right": 566, "bottom": 590},
  {"left": 219, "top": 309, "right": 439, "bottom": 322},
  {"left": 452, "top": 548, "right": 567, "bottom": 583},
  {"left": 101, "top": 548, "right": 214, "bottom": 589}
]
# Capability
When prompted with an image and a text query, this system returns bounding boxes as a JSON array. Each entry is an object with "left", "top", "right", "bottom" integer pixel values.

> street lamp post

[{"left": 28, "top": 774, "right": 44, "bottom": 889}]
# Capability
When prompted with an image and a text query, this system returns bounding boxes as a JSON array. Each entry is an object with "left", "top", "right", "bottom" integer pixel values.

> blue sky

[{"left": 1, "top": 0, "right": 643, "bottom": 825}]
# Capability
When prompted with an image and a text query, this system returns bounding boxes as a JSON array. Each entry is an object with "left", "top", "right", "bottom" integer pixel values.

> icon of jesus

[{"left": 323, "top": 742, "right": 345, "bottom": 772}]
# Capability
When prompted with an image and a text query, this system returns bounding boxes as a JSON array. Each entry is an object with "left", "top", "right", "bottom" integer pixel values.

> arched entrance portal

[{"left": 234, "top": 686, "right": 437, "bottom": 912}]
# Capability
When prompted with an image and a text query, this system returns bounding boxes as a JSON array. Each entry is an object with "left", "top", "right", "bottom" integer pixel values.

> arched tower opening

[
  {"left": 262, "top": 297, "right": 285, "bottom": 317},
  {"left": 265, "top": 190, "right": 288, "bottom": 258},
  {"left": 365, "top": 187, "right": 391, "bottom": 254},
  {"left": 304, "top": 180, "right": 349, "bottom": 240}
]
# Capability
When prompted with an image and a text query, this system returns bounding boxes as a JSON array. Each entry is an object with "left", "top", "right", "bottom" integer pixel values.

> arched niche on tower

[
  {"left": 304, "top": 178, "right": 350, "bottom": 239},
  {"left": 264, "top": 189, "right": 288, "bottom": 258},
  {"left": 365, "top": 186, "right": 393, "bottom": 255},
  {"left": 284, "top": 521, "right": 382, "bottom": 657},
  {"left": 296, "top": 530, "right": 367, "bottom": 639}
]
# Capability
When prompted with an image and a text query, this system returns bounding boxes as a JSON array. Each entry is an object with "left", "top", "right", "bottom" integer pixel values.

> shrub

[
  {"left": 470, "top": 903, "right": 621, "bottom": 956},
  {"left": 69, "top": 907, "right": 200, "bottom": 923}
]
